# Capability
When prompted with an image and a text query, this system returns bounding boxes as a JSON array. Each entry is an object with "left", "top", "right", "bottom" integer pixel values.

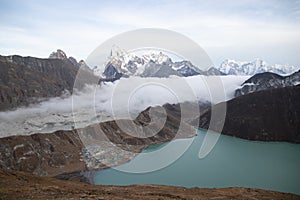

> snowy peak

[
  {"left": 218, "top": 59, "right": 298, "bottom": 75},
  {"left": 105, "top": 45, "right": 142, "bottom": 76},
  {"left": 95, "top": 46, "right": 216, "bottom": 79},
  {"left": 142, "top": 51, "right": 172, "bottom": 65}
]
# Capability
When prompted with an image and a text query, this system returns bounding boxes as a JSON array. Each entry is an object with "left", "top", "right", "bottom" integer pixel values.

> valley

[{"left": 0, "top": 49, "right": 299, "bottom": 199}]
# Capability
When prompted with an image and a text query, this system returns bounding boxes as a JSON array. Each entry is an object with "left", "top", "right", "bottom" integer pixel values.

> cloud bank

[{"left": 0, "top": 75, "right": 248, "bottom": 137}]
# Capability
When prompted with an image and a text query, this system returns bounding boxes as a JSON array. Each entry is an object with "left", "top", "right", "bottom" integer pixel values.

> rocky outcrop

[
  {"left": 235, "top": 70, "right": 300, "bottom": 97},
  {"left": 49, "top": 49, "right": 68, "bottom": 60},
  {"left": 0, "top": 53, "right": 97, "bottom": 111},
  {"left": 0, "top": 130, "right": 86, "bottom": 176},
  {"left": 198, "top": 85, "right": 300, "bottom": 143}
]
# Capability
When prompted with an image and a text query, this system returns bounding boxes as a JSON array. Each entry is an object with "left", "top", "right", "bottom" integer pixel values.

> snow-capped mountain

[
  {"left": 93, "top": 46, "right": 222, "bottom": 79},
  {"left": 218, "top": 59, "right": 298, "bottom": 75}
]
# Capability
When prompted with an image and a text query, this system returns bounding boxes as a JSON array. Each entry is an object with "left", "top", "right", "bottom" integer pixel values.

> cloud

[
  {"left": 0, "top": 75, "right": 249, "bottom": 137},
  {"left": 0, "top": 0, "right": 299, "bottom": 65}
]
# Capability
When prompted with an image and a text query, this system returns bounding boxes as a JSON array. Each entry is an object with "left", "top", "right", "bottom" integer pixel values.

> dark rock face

[
  {"left": 102, "top": 63, "right": 124, "bottom": 79},
  {"left": 175, "top": 65, "right": 200, "bottom": 77},
  {"left": 202, "top": 67, "right": 226, "bottom": 76},
  {"left": 235, "top": 70, "right": 300, "bottom": 97},
  {"left": 0, "top": 54, "right": 97, "bottom": 111},
  {"left": 141, "top": 62, "right": 181, "bottom": 78},
  {"left": 199, "top": 85, "right": 300, "bottom": 143}
]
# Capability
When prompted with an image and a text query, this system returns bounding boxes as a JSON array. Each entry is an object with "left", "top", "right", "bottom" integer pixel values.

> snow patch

[{"left": 13, "top": 144, "right": 24, "bottom": 151}]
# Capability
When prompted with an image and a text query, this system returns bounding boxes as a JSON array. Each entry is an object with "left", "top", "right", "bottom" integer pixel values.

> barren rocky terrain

[{"left": 1, "top": 169, "right": 299, "bottom": 200}]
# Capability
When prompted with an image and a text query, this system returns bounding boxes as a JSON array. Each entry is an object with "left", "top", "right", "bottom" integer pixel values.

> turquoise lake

[{"left": 94, "top": 129, "right": 300, "bottom": 195}]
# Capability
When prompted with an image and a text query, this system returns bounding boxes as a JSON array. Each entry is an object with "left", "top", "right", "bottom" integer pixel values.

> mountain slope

[
  {"left": 1, "top": 169, "right": 297, "bottom": 200},
  {"left": 0, "top": 51, "right": 97, "bottom": 111},
  {"left": 0, "top": 102, "right": 199, "bottom": 177},
  {"left": 198, "top": 85, "right": 300, "bottom": 143},
  {"left": 235, "top": 70, "right": 300, "bottom": 96}
]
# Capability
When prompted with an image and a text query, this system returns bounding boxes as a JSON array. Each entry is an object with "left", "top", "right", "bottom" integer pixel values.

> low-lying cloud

[{"left": 0, "top": 75, "right": 248, "bottom": 137}]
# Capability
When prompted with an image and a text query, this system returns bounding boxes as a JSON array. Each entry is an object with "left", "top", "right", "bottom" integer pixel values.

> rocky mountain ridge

[
  {"left": 235, "top": 69, "right": 300, "bottom": 96},
  {"left": 0, "top": 51, "right": 97, "bottom": 111},
  {"left": 49, "top": 49, "right": 93, "bottom": 73},
  {"left": 138, "top": 86, "right": 300, "bottom": 143},
  {"left": 198, "top": 85, "right": 300, "bottom": 143}
]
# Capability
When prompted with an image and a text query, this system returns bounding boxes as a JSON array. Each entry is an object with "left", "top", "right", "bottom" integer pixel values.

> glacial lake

[{"left": 94, "top": 129, "right": 300, "bottom": 195}]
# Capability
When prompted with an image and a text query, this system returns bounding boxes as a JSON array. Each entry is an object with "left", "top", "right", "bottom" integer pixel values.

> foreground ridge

[{"left": 0, "top": 169, "right": 298, "bottom": 200}]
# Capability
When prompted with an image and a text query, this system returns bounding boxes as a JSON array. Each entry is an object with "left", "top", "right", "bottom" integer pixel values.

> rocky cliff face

[
  {"left": 235, "top": 70, "right": 300, "bottom": 97},
  {"left": 199, "top": 85, "right": 300, "bottom": 143},
  {"left": 0, "top": 52, "right": 97, "bottom": 111}
]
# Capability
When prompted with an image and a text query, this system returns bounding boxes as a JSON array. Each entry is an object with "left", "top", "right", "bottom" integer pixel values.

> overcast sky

[{"left": 1, "top": 0, "right": 300, "bottom": 66}]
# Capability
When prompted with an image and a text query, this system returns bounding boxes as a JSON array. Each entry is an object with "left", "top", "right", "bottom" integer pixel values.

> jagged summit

[
  {"left": 49, "top": 49, "right": 68, "bottom": 60},
  {"left": 48, "top": 50, "right": 92, "bottom": 73}
]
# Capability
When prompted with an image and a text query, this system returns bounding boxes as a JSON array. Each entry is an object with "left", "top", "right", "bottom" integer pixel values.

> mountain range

[
  {"left": 1, "top": 49, "right": 299, "bottom": 112},
  {"left": 93, "top": 47, "right": 298, "bottom": 79},
  {"left": 218, "top": 59, "right": 298, "bottom": 76},
  {"left": 93, "top": 46, "right": 225, "bottom": 79},
  {"left": 45, "top": 48, "right": 300, "bottom": 79}
]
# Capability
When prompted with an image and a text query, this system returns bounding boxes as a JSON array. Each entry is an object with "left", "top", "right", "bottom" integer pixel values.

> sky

[{"left": 1, "top": 0, "right": 300, "bottom": 67}]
